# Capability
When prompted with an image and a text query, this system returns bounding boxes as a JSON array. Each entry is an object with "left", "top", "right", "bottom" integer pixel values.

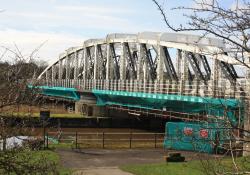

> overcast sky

[{"left": 0, "top": 0, "right": 237, "bottom": 64}]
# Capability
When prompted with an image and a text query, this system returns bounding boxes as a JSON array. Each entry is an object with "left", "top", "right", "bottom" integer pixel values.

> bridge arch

[{"left": 38, "top": 32, "right": 247, "bottom": 100}]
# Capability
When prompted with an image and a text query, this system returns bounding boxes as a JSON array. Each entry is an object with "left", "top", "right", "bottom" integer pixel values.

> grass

[
  {"left": 47, "top": 140, "right": 164, "bottom": 150},
  {"left": 0, "top": 149, "right": 72, "bottom": 175},
  {"left": 25, "top": 150, "right": 72, "bottom": 175},
  {"left": 121, "top": 162, "right": 204, "bottom": 175},
  {"left": 3, "top": 112, "right": 84, "bottom": 118},
  {"left": 120, "top": 156, "right": 250, "bottom": 175},
  {"left": 50, "top": 113, "right": 83, "bottom": 118},
  {"left": 49, "top": 142, "right": 74, "bottom": 149}
]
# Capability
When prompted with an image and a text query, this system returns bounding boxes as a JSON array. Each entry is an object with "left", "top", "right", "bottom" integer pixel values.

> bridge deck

[
  {"left": 40, "top": 79, "right": 247, "bottom": 100},
  {"left": 36, "top": 79, "right": 244, "bottom": 126}
]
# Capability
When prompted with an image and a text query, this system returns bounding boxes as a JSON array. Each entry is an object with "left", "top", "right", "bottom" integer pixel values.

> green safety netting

[{"left": 164, "top": 122, "right": 230, "bottom": 153}]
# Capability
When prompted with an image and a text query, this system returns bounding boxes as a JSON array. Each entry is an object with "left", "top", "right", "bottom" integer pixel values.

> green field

[{"left": 120, "top": 156, "right": 250, "bottom": 175}]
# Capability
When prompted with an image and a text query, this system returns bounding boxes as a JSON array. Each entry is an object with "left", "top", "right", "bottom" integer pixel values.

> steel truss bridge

[{"left": 37, "top": 32, "right": 249, "bottom": 125}]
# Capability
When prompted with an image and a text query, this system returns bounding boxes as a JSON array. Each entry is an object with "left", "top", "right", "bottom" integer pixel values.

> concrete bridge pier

[{"left": 75, "top": 93, "right": 106, "bottom": 118}]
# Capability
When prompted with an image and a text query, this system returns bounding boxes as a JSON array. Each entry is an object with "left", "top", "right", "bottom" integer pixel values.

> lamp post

[{"left": 40, "top": 110, "right": 50, "bottom": 149}]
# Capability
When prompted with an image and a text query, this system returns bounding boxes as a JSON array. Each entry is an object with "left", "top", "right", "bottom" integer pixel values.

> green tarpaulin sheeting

[
  {"left": 31, "top": 86, "right": 80, "bottom": 100},
  {"left": 92, "top": 89, "right": 243, "bottom": 153},
  {"left": 30, "top": 86, "right": 243, "bottom": 153},
  {"left": 92, "top": 89, "right": 243, "bottom": 126}
]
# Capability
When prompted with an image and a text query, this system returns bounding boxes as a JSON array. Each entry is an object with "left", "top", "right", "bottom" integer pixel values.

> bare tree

[
  {"left": 152, "top": 0, "right": 250, "bottom": 65},
  {"left": 152, "top": 0, "right": 250, "bottom": 174},
  {"left": 0, "top": 46, "right": 59, "bottom": 174}
]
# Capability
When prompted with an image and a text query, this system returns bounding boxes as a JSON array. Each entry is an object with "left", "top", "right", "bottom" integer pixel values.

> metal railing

[
  {"left": 45, "top": 131, "right": 165, "bottom": 149},
  {"left": 39, "top": 79, "right": 248, "bottom": 99}
]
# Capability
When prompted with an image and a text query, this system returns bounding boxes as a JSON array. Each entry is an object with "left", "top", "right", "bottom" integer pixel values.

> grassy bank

[
  {"left": 0, "top": 150, "right": 71, "bottom": 175},
  {"left": 32, "top": 150, "right": 72, "bottom": 174},
  {"left": 121, "top": 156, "right": 250, "bottom": 175}
]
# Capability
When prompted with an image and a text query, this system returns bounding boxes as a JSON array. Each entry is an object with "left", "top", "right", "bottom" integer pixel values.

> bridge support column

[
  {"left": 83, "top": 47, "right": 88, "bottom": 89},
  {"left": 194, "top": 54, "right": 201, "bottom": 96},
  {"left": 51, "top": 65, "right": 56, "bottom": 82},
  {"left": 176, "top": 49, "right": 182, "bottom": 78},
  {"left": 154, "top": 80, "right": 159, "bottom": 93},
  {"left": 75, "top": 95, "right": 107, "bottom": 118},
  {"left": 136, "top": 44, "right": 143, "bottom": 92},
  {"left": 210, "top": 58, "right": 219, "bottom": 97},
  {"left": 148, "top": 80, "right": 152, "bottom": 93},
  {"left": 143, "top": 62, "right": 148, "bottom": 92},
  {"left": 93, "top": 45, "right": 99, "bottom": 89},
  {"left": 46, "top": 68, "right": 51, "bottom": 82},
  {"left": 180, "top": 51, "right": 188, "bottom": 94},
  {"left": 134, "top": 79, "right": 138, "bottom": 92},
  {"left": 120, "top": 42, "right": 126, "bottom": 80},
  {"left": 75, "top": 101, "right": 83, "bottom": 114},
  {"left": 93, "top": 45, "right": 98, "bottom": 79},
  {"left": 155, "top": 44, "right": 164, "bottom": 94},
  {"left": 75, "top": 102, "right": 106, "bottom": 117},
  {"left": 65, "top": 52, "right": 70, "bottom": 80},
  {"left": 176, "top": 50, "right": 182, "bottom": 94},
  {"left": 58, "top": 58, "right": 63, "bottom": 80},
  {"left": 118, "top": 42, "right": 126, "bottom": 91},
  {"left": 105, "top": 44, "right": 110, "bottom": 89},
  {"left": 156, "top": 45, "right": 164, "bottom": 81},
  {"left": 73, "top": 51, "right": 79, "bottom": 80},
  {"left": 137, "top": 44, "right": 143, "bottom": 81},
  {"left": 194, "top": 80, "right": 200, "bottom": 96},
  {"left": 83, "top": 47, "right": 88, "bottom": 79}
]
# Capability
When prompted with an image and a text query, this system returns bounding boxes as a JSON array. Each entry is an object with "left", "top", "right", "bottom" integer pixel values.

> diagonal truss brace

[
  {"left": 97, "top": 45, "right": 106, "bottom": 79},
  {"left": 124, "top": 42, "right": 136, "bottom": 79},
  {"left": 162, "top": 47, "right": 178, "bottom": 81},
  {"left": 110, "top": 43, "right": 120, "bottom": 79},
  {"left": 188, "top": 52, "right": 206, "bottom": 82},
  {"left": 200, "top": 55, "right": 211, "bottom": 80},
  {"left": 86, "top": 47, "right": 94, "bottom": 79},
  {"left": 219, "top": 61, "right": 238, "bottom": 83},
  {"left": 142, "top": 44, "right": 157, "bottom": 80}
]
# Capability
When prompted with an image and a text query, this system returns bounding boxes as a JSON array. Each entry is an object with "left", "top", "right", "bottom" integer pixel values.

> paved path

[
  {"left": 57, "top": 148, "right": 216, "bottom": 174},
  {"left": 73, "top": 167, "right": 133, "bottom": 175},
  {"left": 57, "top": 148, "right": 165, "bottom": 168}
]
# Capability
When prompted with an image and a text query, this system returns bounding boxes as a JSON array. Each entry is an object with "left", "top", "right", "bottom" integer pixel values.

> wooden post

[
  {"left": 43, "top": 121, "right": 46, "bottom": 150},
  {"left": 2, "top": 137, "right": 6, "bottom": 151},
  {"left": 129, "top": 132, "right": 132, "bottom": 149},
  {"left": 154, "top": 133, "right": 157, "bottom": 148},
  {"left": 46, "top": 132, "right": 49, "bottom": 149},
  {"left": 102, "top": 132, "right": 105, "bottom": 149},
  {"left": 75, "top": 131, "right": 78, "bottom": 149}
]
